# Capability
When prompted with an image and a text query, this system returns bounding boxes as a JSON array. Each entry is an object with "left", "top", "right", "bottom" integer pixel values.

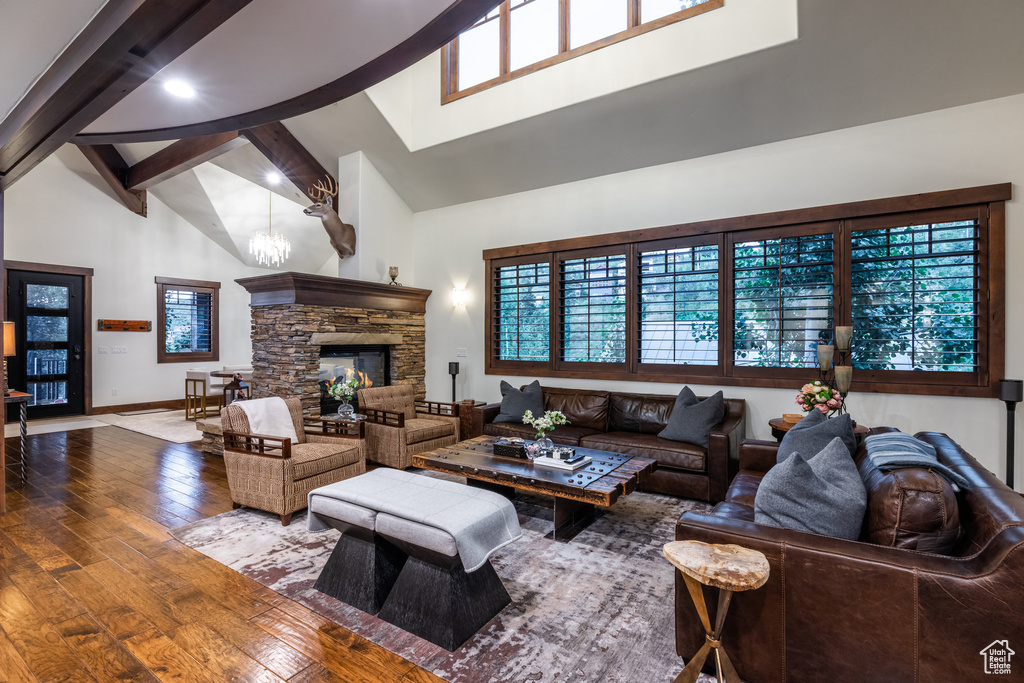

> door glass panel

[
  {"left": 27, "top": 315, "right": 68, "bottom": 342},
  {"left": 28, "top": 380, "right": 67, "bottom": 406},
  {"left": 26, "top": 284, "right": 69, "bottom": 309},
  {"left": 27, "top": 349, "right": 68, "bottom": 377}
]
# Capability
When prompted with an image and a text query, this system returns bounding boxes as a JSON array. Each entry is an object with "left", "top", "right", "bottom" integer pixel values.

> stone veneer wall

[{"left": 249, "top": 304, "right": 426, "bottom": 414}]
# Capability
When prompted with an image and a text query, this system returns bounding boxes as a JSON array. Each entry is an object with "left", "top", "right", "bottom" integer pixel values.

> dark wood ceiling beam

[
  {"left": 127, "top": 131, "right": 247, "bottom": 190},
  {"left": 0, "top": 0, "right": 255, "bottom": 191},
  {"left": 241, "top": 123, "right": 335, "bottom": 203},
  {"left": 70, "top": 0, "right": 498, "bottom": 145},
  {"left": 77, "top": 144, "right": 147, "bottom": 216}
]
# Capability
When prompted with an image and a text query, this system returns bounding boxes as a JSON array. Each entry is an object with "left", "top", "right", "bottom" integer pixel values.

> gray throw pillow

[
  {"left": 493, "top": 380, "right": 544, "bottom": 424},
  {"left": 657, "top": 388, "right": 724, "bottom": 448},
  {"left": 754, "top": 437, "right": 868, "bottom": 540},
  {"left": 777, "top": 409, "right": 856, "bottom": 463}
]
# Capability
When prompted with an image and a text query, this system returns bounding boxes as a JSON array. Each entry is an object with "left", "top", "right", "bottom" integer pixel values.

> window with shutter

[
  {"left": 732, "top": 228, "right": 834, "bottom": 369},
  {"left": 850, "top": 209, "right": 982, "bottom": 375},
  {"left": 155, "top": 277, "right": 220, "bottom": 363},
  {"left": 492, "top": 259, "right": 551, "bottom": 363},
  {"left": 638, "top": 239, "right": 719, "bottom": 367},
  {"left": 559, "top": 251, "right": 627, "bottom": 364}
]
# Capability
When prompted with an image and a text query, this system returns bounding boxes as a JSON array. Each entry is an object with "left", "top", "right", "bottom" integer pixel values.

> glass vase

[
  {"left": 536, "top": 434, "right": 554, "bottom": 454},
  {"left": 337, "top": 398, "right": 355, "bottom": 419}
]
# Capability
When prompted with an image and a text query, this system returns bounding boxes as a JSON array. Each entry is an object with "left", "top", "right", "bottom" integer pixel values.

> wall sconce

[{"left": 452, "top": 288, "right": 466, "bottom": 308}]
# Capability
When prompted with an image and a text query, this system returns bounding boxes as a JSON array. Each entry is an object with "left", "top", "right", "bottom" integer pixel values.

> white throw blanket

[
  {"left": 308, "top": 469, "right": 522, "bottom": 573},
  {"left": 238, "top": 397, "right": 299, "bottom": 444}
]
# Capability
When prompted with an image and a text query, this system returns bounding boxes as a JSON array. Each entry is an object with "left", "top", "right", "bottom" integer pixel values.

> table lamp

[{"left": 4, "top": 321, "right": 15, "bottom": 397}]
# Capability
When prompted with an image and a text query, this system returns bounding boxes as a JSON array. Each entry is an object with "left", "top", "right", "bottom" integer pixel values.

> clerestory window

[{"left": 443, "top": 0, "right": 723, "bottom": 102}]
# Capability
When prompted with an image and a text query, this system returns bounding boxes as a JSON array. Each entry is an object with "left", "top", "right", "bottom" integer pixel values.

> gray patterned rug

[{"left": 170, "top": 478, "right": 715, "bottom": 683}]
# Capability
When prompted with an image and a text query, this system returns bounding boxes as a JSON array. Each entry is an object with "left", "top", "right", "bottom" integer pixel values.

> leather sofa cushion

[
  {"left": 724, "top": 469, "right": 764, "bottom": 509},
  {"left": 858, "top": 444, "right": 961, "bottom": 553},
  {"left": 711, "top": 500, "right": 755, "bottom": 523},
  {"left": 608, "top": 393, "right": 676, "bottom": 434},
  {"left": 484, "top": 422, "right": 600, "bottom": 446},
  {"left": 579, "top": 432, "right": 705, "bottom": 472},
  {"left": 542, "top": 386, "right": 609, "bottom": 432}
]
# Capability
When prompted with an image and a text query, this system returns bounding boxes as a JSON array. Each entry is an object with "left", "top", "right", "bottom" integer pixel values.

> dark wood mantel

[{"left": 235, "top": 272, "right": 432, "bottom": 313}]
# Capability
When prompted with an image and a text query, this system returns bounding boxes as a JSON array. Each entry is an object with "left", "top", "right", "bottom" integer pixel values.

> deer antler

[{"left": 308, "top": 176, "right": 337, "bottom": 202}]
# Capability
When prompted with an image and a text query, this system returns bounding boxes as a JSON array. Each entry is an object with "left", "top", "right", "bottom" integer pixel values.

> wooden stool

[{"left": 664, "top": 540, "right": 769, "bottom": 683}]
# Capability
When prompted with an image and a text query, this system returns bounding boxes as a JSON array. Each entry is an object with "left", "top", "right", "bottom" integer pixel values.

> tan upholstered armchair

[
  {"left": 221, "top": 397, "right": 365, "bottom": 525},
  {"left": 357, "top": 385, "right": 460, "bottom": 469}
]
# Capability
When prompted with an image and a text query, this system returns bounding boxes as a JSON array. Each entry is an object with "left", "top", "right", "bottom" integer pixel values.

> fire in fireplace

[{"left": 319, "top": 345, "right": 390, "bottom": 414}]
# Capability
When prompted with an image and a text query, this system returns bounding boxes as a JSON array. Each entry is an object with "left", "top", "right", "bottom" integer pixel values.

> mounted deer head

[{"left": 304, "top": 176, "right": 355, "bottom": 259}]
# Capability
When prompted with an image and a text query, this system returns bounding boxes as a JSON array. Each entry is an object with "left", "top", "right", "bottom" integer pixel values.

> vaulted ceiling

[{"left": 3, "top": 0, "right": 1023, "bottom": 266}]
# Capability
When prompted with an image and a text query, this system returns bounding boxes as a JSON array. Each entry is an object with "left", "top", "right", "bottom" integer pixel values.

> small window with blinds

[
  {"left": 733, "top": 230, "right": 834, "bottom": 369},
  {"left": 851, "top": 215, "right": 980, "bottom": 374},
  {"left": 638, "top": 241, "right": 719, "bottom": 366},
  {"left": 493, "top": 260, "right": 551, "bottom": 362},
  {"left": 156, "top": 277, "right": 219, "bottom": 363},
  {"left": 560, "top": 251, "right": 627, "bottom": 364}
]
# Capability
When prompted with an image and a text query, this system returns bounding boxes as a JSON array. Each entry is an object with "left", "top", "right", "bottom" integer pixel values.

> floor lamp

[
  {"left": 1001, "top": 379, "right": 1023, "bottom": 489},
  {"left": 449, "top": 362, "right": 459, "bottom": 403}
]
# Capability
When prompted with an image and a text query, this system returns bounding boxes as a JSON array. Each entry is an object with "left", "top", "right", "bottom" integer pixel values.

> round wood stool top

[{"left": 663, "top": 540, "right": 769, "bottom": 592}]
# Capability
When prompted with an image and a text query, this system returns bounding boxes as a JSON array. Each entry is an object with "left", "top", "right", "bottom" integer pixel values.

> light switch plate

[
  {"left": 456, "top": 347, "right": 467, "bottom": 357},
  {"left": 98, "top": 347, "right": 110, "bottom": 354}
]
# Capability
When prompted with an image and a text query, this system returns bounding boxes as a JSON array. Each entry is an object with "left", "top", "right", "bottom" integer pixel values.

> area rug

[
  {"left": 95, "top": 410, "right": 200, "bottom": 443},
  {"left": 171, "top": 479, "right": 717, "bottom": 683}
]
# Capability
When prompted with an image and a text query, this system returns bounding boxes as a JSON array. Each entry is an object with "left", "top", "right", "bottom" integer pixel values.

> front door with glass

[{"left": 7, "top": 270, "right": 87, "bottom": 419}]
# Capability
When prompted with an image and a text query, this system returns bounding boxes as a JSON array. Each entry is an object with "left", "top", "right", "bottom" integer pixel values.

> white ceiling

[
  {"left": 0, "top": 0, "right": 109, "bottom": 122},
  {"left": 84, "top": 0, "right": 455, "bottom": 135}
]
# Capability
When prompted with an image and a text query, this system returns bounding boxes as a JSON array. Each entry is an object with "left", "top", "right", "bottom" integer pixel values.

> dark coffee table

[{"left": 413, "top": 436, "right": 656, "bottom": 541}]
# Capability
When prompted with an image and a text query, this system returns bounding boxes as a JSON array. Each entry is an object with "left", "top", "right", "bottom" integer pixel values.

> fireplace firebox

[{"left": 319, "top": 345, "right": 390, "bottom": 414}]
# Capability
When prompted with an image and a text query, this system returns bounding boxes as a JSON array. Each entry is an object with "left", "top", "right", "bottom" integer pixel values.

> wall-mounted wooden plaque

[{"left": 98, "top": 319, "right": 152, "bottom": 332}]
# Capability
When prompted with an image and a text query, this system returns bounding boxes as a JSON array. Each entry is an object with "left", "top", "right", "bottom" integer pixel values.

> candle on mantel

[{"left": 817, "top": 345, "right": 834, "bottom": 372}]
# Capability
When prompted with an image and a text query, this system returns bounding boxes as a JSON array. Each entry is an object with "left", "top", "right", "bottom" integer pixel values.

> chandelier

[{"left": 250, "top": 188, "right": 290, "bottom": 267}]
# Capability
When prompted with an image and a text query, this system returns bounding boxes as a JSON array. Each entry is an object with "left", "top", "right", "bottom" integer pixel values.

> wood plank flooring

[{"left": 0, "top": 426, "right": 443, "bottom": 683}]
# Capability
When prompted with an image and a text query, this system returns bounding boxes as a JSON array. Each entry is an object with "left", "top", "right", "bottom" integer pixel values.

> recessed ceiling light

[
  {"left": 164, "top": 79, "right": 196, "bottom": 98},
  {"left": 266, "top": 172, "right": 282, "bottom": 185}
]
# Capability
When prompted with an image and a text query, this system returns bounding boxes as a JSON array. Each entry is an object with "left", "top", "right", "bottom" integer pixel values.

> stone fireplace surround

[{"left": 236, "top": 273, "right": 432, "bottom": 414}]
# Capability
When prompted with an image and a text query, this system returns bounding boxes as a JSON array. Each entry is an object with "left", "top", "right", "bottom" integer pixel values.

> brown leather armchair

[{"left": 674, "top": 430, "right": 1024, "bottom": 682}]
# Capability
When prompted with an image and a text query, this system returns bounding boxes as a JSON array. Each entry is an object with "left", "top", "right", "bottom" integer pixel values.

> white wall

[
  {"left": 335, "top": 151, "right": 415, "bottom": 285},
  {"left": 368, "top": 0, "right": 798, "bottom": 151},
  {"left": 4, "top": 153, "right": 272, "bottom": 408},
  {"left": 411, "top": 93, "right": 1024, "bottom": 489}
]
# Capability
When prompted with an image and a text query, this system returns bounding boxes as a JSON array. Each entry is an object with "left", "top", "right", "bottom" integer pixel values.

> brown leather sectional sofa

[
  {"left": 471, "top": 386, "right": 746, "bottom": 502},
  {"left": 675, "top": 428, "right": 1024, "bottom": 682}
]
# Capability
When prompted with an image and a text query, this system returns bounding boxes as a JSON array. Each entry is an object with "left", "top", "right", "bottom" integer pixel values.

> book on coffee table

[{"left": 533, "top": 455, "right": 592, "bottom": 471}]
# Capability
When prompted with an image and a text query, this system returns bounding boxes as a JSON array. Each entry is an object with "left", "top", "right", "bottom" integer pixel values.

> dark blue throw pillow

[
  {"left": 657, "top": 387, "right": 724, "bottom": 448},
  {"left": 493, "top": 380, "right": 544, "bottom": 424},
  {"left": 777, "top": 409, "right": 857, "bottom": 463}
]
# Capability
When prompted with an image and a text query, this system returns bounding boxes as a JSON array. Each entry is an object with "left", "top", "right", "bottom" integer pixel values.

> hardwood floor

[{"left": 0, "top": 426, "right": 442, "bottom": 683}]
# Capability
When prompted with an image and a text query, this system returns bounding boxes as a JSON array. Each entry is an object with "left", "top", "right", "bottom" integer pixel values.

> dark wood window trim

[
  {"left": 483, "top": 184, "right": 1009, "bottom": 398},
  {"left": 155, "top": 276, "right": 220, "bottom": 364},
  {"left": 442, "top": 0, "right": 724, "bottom": 104}
]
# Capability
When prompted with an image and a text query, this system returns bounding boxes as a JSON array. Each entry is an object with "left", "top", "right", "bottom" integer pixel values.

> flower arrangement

[
  {"left": 796, "top": 381, "right": 843, "bottom": 415},
  {"left": 328, "top": 376, "right": 361, "bottom": 402},
  {"left": 522, "top": 409, "right": 570, "bottom": 440}
]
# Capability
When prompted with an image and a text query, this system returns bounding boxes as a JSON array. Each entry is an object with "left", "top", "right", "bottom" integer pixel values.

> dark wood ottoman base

[
  {"left": 313, "top": 520, "right": 407, "bottom": 615},
  {"left": 377, "top": 535, "right": 511, "bottom": 651}
]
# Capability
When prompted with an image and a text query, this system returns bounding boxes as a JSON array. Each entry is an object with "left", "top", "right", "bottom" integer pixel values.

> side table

[
  {"left": 769, "top": 416, "right": 870, "bottom": 442},
  {"left": 5, "top": 391, "right": 30, "bottom": 484},
  {"left": 664, "top": 540, "right": 770, "bottom": 683}
]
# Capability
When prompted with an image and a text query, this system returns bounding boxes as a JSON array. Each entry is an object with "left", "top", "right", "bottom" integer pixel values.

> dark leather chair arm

[
  {"left": 475, "top": 402, "right": 501, "bottom": 424},
  {"left": 705, "top": 399, "right": 746, "bottom": 503},
  {"left": 739, "top": 440, "right": 779, "bottom": 473},
  {"left": 222, "top": 429, "right": 292, "bottom": 458}
]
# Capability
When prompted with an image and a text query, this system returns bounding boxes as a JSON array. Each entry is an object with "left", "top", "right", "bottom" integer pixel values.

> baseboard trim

[{"left": 91, "top": 399, "right": 186, "bottom": 415}]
